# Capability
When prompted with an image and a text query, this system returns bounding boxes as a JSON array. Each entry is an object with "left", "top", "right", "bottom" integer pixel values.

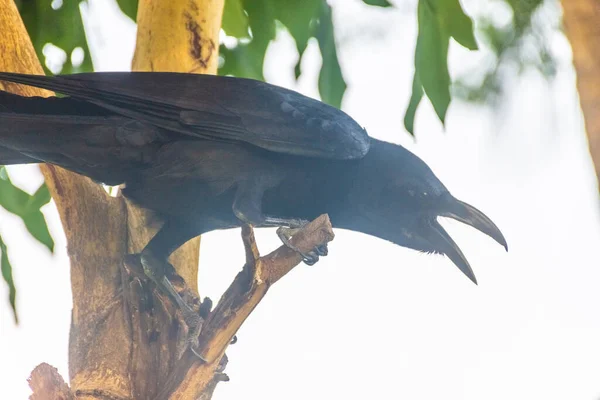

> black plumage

[{"left": 0, "top": 72, "right": 507, "bottom": 328}]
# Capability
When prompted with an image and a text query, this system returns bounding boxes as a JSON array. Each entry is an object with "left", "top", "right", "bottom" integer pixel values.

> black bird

[{"left": 0, "top": 72, "right": 507, "bottom": 326}]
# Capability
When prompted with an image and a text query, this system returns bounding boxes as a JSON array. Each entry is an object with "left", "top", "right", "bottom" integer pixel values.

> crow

[{"left": 0, "top": 72, "right": 507, "bottom": 341}]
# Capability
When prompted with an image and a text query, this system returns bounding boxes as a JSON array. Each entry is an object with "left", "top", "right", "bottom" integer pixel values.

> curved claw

[
  {"left": 190, "top": 345, "right": 208, "bottom": 363},
  {"left": 277, "top": 226, "right": 328, "bottom": 266},
  {"left": 302, "top": 253, "right": 319, "bottom": 265},
  {"left": 315, "top": 244, "right": 328, "bottom": 256}
]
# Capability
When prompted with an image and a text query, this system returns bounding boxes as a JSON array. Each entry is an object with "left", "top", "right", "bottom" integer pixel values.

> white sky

[{"left": 2, "top": 0, "right": 600, "bottom": 399}]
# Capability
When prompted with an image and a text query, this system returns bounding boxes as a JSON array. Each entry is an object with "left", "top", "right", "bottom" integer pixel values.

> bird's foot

[
  {"left": 276, "top": 226, "right": 328, "bottom": 265},
  {"left": 140, "top": 250, "right": 206, "bottom": 361}
]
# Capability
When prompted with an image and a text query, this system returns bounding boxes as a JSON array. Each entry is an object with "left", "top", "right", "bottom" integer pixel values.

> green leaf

[
  {"left": 23, "top": 211, "right": 54, "bottom": 253},
  {"left": 416, "top": 0, "right": 451, "bottom": 123},
  {"left": 404, "top": 0, "right": 478, "bottom": 133},
  {"left": 0, "top": 169, "right": 54, "bottom": 253},
  {"left": 219, "top": 0, "right": 276, "bottom": 80},
  {"left": 18, "top": 0, "right": 93, "bottom": 75},
  {"left": 222, "top": 0, "right": 250, "bottom": 38},
  {"left": 316, "top": 3, "right": 346, "bottom": 109},
  {"left": 220, "top": 45, "right": 264, "bottom": 80},
  {"left": 0, "top": 234, "right": 17, "bottom": 324},
  {"left": 218, "top": 0, "right": 347, "bottom": 107},
  {"left": 116, "top": 0, "right": 139, "bottom": 21},
  {"left": 272, "top": 0, "right": 321, "bottom": 71},
  {"left": 404, "top": 72, "right": 423, "bottom": 135},
  {"left": 28, "top": 184, "right": 52, "bottom": 211},
  {"left": 0, "top": 169, "right": 31, "bottom": 215},
  {"left": 362, "top": 0, "right": 393, "bottom": 7},
  {"left": 438, "top": 0, "right": 478, "bottom": 50}
]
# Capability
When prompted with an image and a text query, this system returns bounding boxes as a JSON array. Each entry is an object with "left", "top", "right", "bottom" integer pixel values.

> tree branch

[
  {"left": 561, "top": 0, "right": 600, "bottom": 186},
  {"left": 28, "top": 363, "right": 74, "bottom": 400},
  {"left": 158, "top": 215, "right": 335, "bottom": 399}
]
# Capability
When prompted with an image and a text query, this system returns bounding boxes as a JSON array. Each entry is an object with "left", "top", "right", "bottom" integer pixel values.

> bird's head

[{"left": 345, "top": 139, "right": 507, "bottom": 284}]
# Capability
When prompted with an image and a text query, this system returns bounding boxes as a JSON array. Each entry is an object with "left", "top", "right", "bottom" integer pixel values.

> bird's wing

[{"left": 0, "top": 72, "right": 370, "bottom": 160}]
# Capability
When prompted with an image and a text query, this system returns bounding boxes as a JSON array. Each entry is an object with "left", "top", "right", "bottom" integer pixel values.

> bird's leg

[
  {"left": 232, "top": 180, "right": 270, "bottom": 224},
  {"left": 274, "top": 223, "right": 328, "bottom": 265},
  {"left": 139, "top": 221, "right": 206, "bottom": 360},
  {"left": 233, "top": 182, "right": 329, "bottom": 265}
]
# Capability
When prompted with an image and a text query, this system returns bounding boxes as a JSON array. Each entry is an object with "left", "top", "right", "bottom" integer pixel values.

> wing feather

[{"left": 0, "top": 72, "right": 370, "bottom": 160}]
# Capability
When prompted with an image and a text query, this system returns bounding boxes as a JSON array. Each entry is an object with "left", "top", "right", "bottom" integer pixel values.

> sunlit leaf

[
  {"left": 28, "top": 184, "right": 52, "bottom": 211},
  {"left": 417, "top": 0, "right": 451, "bottom": 123},
  {"left": 219, "top": 0, "right": 276, "bottom": 80},
  {"left": 362, "top": 0, "right": 393, "bottom": 7},
  {"left": 116, "top": 0, "right": 138, "bottom": 21},
  {"left": 0, "top": 234, "right": 17, "bottom": 324},
  {"left": 438, "top": 0, "right": 478, "bottom": 50},
  {"left": 222, "top": 0, "right": 250, "bottom": 38},
  {"left": 0, "top": 168, "right": 31, "bottom": 215},
  {"left": 404, "top": 72, "right": 423, "bottom": 135},
  {"left": 405, "top": 0, "right": 478, "bottom": 132},
  {"left": 23, "top": 211, "right": 54, "bottom": 253},
  {"left": 316, "top": 3, "right": 346, "bottom": 109},
  {"left": 219, "top": 0, "right": 347, "bottom": 108},
  {"left": 271, "top": 0, "right": 321, "bottom": 77},
  {"left": 0, "top": 169, "right": 54, "bottom": 253},
  {"left": 17, "top": 0, "right": 93, "bottom": 75}
]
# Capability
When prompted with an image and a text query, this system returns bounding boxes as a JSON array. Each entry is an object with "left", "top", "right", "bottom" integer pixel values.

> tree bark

[
  {"left": 2, "top": 1, "right": 335, "bottom": 398},
  {"left": 561, "top": 0, "right": 600, "bottom": 186}
]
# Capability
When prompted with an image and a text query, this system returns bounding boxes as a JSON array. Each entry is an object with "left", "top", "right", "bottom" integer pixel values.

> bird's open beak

[
  {"left": 428, "top": 219, "right": 478, "bottom": 284},
  {"left": 428, "top": 195, "right": 507, "bottom": 284},
  {"left": 440, "top": 196, "right": 508, "bottom": 252}
]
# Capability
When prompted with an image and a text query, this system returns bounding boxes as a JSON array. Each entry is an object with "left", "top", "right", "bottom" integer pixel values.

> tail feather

[{"left": 0, "top": 89, "right": 163, "bottom": 185}]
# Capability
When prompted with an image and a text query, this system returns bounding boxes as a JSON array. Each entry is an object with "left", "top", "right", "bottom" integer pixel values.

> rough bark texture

[
  {"left": 561, "top": 0, "right": 600, "bottom": 185},
  {"left": 28, "top": 363, "right": 74, "bottom": 400},
  {"left": 0, "top": 0, "right": 131, "bottom": 397},
  {"left": 2, "top": 0, "right": 336, "bottom": 398},
  {"left": 132, "top": 0, "right": 222, "bottom": 74}
]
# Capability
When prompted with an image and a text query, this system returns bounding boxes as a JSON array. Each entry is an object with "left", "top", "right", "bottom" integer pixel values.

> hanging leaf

[
  {"left": 316, "top": 3, "right": 346, "bottom": 109},
  {"left": 116, "top": 0, "right": 139, "bottom": 21},
  {"left": 222, "top": 0, "right": 250, "bottom": 38},
  {"left": 362, "top": 0, "right": 393, "bottom": 7},
  {"left": 0, "top": 234, "right": 17, "bottom": 324},
  {"left": 404, "top": 0, "right": 478, "bottom": 133},
  {"left": 437, "top": 0, "right": 478, "bottom": 50},
  {"left": 219, "top": 0, "right": 276, "bottom": 81},
  {"left": 29, "top": 183, "right": 52, "bottom": 211},
  {"left": 417, "top": 0, "right": 451, "bottom": 124},
  {"left": 219, "top": 0, "right": 347, "bottom": 108},
  {"left": 0, "top": 168, "right": 54, "bottom": 253},
  {"left": 17, "top": 0, "right": 93, "bottom": 75},
  {"left": 0, "top": 167, "right": 31, "bottom": 215},
  {"left": 271, "top": 0, "right": 321, "bottom": 77},
  {"left": 22, "top": 211, "right": 54, "bottom": 253},
  {"left": 404, "top": 72, "right": 424, "bottom": 135}
]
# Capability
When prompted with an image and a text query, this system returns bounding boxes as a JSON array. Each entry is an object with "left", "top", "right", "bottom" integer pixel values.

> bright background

[{"left": 2, "top": 0, "right": 600, "bottom": 399}]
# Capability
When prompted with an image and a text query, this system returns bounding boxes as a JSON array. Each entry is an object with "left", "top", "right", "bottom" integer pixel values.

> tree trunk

[
  {"left": 1, "top": 1, "right": 335, "bottom": 398},
  {"left": 561, "top": 0, "right": 600, "bottom": 186}
]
